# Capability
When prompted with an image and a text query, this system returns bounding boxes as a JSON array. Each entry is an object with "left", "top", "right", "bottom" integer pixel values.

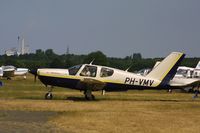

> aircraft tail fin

[
  {"left": 153, "top": 61, "right": 161, "bottom": 69},
  {"left": 146, "top": 52, "right": 185, "bottom": 86},
  {"left": 195, "top": 61, "right": 200, "bottom": 69}
]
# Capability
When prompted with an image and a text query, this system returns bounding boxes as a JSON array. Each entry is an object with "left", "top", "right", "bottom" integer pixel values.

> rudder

[{"left": 146, "top": 52, "right": 185, "bottom": 86}]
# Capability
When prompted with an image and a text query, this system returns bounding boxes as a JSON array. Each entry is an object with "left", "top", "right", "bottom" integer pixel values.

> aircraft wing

[
  {"left": 14, "top": 68, "right": 29, "bottom": 76},
  {"left": 169, "top": 77, "right": 200, "bottom": 88},
  {"left": 78, "top": 78, "right": 106, "bottom": 91}
]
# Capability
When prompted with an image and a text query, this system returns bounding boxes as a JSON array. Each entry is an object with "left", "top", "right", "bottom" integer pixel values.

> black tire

[
  {"left": 85, "top": 94, "right": 95, "bottom": 101},
  {"left": 45, "top": 93, "right": 53, "bottom": 100}
]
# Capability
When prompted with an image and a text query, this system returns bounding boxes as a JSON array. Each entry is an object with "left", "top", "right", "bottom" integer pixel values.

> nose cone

[{"left": 29, "top": 69, "right": 38, "bottom": 82}]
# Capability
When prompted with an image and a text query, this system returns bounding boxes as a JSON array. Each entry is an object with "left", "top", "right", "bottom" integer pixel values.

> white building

[
  {"left": 5, "top": 48, "right": 18, "bottom": 56},
  {"left": 19, "top": 38, "right": 30, "bottom": 55}
]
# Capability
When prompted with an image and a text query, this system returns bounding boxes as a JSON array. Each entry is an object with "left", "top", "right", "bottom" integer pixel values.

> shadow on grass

[
  {"left": 65, "top": 96, "right": 199, "bottom": 102},
  {"left": 3, "top": 94, "right": 198, "bottom": 102},
  {"left": 99, "top": 97, "right": 199, "bottom": 102},
  {"left": 66, "top": 96, "right": 101, "bottom": 102}
]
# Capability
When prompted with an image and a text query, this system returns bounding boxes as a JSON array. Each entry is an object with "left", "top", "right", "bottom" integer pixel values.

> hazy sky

[{"left": 0, "top": 0, "right": 200, "bottom": 58}]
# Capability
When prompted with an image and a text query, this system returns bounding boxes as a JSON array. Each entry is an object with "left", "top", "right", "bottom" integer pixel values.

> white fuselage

[{"left": 14, "top": 68, "right": 29, "bottom": 76}]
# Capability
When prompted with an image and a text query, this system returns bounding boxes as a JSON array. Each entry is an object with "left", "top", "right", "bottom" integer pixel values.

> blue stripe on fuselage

[
  {"left": 39, "top": 76, "right": 80, "bottom": 89},
  {"left": 38, "top": 76, "right": 167, "bottom": 92}
]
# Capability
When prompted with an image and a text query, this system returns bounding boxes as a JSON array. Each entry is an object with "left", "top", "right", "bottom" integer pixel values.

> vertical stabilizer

[
  {"left": 146, "top": 52, "right": 185, "bottom": 86},
  {"left": 153, "top": 61, "right": 161, "bottom": 69}
]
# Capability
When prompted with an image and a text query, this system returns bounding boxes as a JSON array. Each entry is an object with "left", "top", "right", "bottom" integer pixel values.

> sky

[{"left": 0, "top": 0, "right": 200, "bottom": 58}]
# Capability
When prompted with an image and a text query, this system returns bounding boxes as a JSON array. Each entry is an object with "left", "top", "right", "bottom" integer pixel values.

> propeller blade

[{"left": 29, "top": 69, "right": 38, "bottom": 82}]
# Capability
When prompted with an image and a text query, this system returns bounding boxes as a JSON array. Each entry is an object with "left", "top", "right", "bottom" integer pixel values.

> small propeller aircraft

[
  {"left": 136, "top": 60, "right": 200, "bottom": 94},
  {"left": 0, "top": 66, "right": 29, "bottom": 80},
  {"left": 30, "top": 52, "right": 199, "bottom": 100}
]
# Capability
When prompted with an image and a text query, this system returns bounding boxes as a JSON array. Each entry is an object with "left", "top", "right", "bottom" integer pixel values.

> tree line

[{"left": 0, "top": 49, "right": 199, "bottom": 72}]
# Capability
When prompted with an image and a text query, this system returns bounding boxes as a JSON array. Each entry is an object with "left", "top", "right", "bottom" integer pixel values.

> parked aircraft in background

[
  {"left": 192, "top": 61, "right": 200, "bottom": 78},
  {"left": 153, "top": 61, "right": 200, "bottom": 79},
  {"left": 29, "top": 52, "right": 200, "bottom": 100},
  {"left": 136, "top": 60, "right": 200, "bottom": 93},
  {"left": 0, "top": 66, "right": 29, "bottom": 79},
  {"left": 14, "top": 68, "right": 29, "bottom": 78}
]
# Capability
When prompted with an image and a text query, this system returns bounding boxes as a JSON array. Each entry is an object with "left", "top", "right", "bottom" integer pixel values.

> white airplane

[
  {"left": 193, "top": 61, "right": 200, "bottom": 78},
  {"left": 137, "top": 60, "right": 200, "bottom": 93},
  {"left": 30, "top": 52, "right": 200, "bottom": 100},
  {"left": 153, "top": 61, "right": 200, "bottom": 79},
  {"left": 0, "top": 66, "right": 29, "bottom": 79},
  {"left": 14, "top": 68, "right": 29, "bottom": 78}
]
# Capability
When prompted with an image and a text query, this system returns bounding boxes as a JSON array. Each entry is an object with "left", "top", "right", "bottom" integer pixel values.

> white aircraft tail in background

[
  {"left": 195, "top": 61, "right": 200, "bottom": 69},
  {"left": 193, "top": 61, "right": 200, "bottom": 78}
]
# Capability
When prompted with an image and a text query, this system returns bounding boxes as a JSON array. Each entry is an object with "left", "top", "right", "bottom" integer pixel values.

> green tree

[
  {"left": 84, "top": 51, "right": 108, "bottom": 66},
  {"left": 132, "top": 53, "right": 142, "bottom": 60},
  {"left": 36, "top": 49, "right": 44, "bottom": 55},
  {"left": 49, "top": 57, "right": 65, "bottom": 68}
]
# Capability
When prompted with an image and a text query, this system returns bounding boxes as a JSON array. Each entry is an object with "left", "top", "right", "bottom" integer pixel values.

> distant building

[
  {"left": 23, "top": 44, "right": 30, "bottom": 54},
  {"left": 19, "top": 37, "right": 30, "bottom": 55},
  {"left": 5, "top": 36, "right": 30, "bottom": 56},
  {"left": 5, "top": 47, "right": 18, "bottom": 56}
]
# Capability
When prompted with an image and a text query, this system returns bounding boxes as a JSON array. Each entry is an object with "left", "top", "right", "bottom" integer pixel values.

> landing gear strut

[
  {"left": 45, "top": 92, "right": 53, "bottom": 100},
  {"left": 45, "top": 85, "right": 53, "bottom": 100},
  {"left": 84, "top": 89, "right": 95, "bottom": 100}
]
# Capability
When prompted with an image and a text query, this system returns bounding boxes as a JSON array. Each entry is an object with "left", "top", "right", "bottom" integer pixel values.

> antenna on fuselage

[
  {"left": 125, "top": 65, "right": 132, "bottom": 72},
  {"left": 89, "top": 59, "right": 95, "bottom": 65}
]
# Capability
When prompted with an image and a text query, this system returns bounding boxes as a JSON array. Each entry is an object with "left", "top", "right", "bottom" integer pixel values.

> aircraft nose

[
  {"left": 29, "top": 69, "right": 38, "bottom": 75},
  {"left": 29, "top": 69, "right": 38, "bottom": 82}
]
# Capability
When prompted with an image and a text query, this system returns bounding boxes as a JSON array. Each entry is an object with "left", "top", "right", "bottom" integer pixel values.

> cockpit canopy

[
  {"left": 68, "top": 65, "right": 82, "bottom": 75},
  {"left": 68, "top": 64, "right": 114, "bottom": 78}
]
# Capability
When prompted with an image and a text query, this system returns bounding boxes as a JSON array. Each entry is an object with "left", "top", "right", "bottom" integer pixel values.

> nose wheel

[
  {"left": 45, "top": 85, "right": 53, "bottom": 100},
  {"left": 45, "top": 92, "right": 53, "bottom": 100}
]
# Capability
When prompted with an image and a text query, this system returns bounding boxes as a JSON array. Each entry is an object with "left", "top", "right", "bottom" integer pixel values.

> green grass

[{"left": 0, "top": 74, "right": 200, "bottom": 133}]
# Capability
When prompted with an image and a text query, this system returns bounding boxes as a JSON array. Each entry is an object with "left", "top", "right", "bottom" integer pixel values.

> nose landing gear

[
  {"left": 45, "top": 92, "right": 53, "bottom": 100},
  {"left": 45, "top": 85, "right": 53, "bottom": 100}
]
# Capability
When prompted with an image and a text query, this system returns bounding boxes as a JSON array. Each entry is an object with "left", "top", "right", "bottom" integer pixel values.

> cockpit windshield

[
  {"left": 176, "top": 69, "right": 194, "bottom": 78},
  {"left": 68, "top": 65, "right": 82, "bottom": 75},
  {"left": 176, "top": 69, "right": 187, "bottom": 75}
]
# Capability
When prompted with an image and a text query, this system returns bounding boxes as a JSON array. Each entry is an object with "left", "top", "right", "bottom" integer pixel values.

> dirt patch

[{"left": 0, "top": 110, "right": 62, "bottom": 133}]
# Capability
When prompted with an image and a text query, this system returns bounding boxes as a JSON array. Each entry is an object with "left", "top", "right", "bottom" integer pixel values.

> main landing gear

[
  {"left": 45, "top": 85, "right": 53, "bottom": 100},
  {"left": 84, "top": 89, "right": 95, "bottom": 100}
]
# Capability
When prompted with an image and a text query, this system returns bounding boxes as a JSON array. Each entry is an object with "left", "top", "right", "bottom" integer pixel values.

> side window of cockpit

[
  {"left": 80, "top": 66, "right": 97, "bottom": 77},
  {"left": 100, "top": 68, "right": 114, "bottom": 77}
]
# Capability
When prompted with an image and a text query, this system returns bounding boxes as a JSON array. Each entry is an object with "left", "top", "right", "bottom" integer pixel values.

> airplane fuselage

[{"left": 37, "top": 64, "right": 162, "bottom": 92}]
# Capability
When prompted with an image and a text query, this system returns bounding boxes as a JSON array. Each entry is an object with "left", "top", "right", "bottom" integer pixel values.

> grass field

[{"left": 0, "top": 74, "right": 200, "bottom": 133}]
